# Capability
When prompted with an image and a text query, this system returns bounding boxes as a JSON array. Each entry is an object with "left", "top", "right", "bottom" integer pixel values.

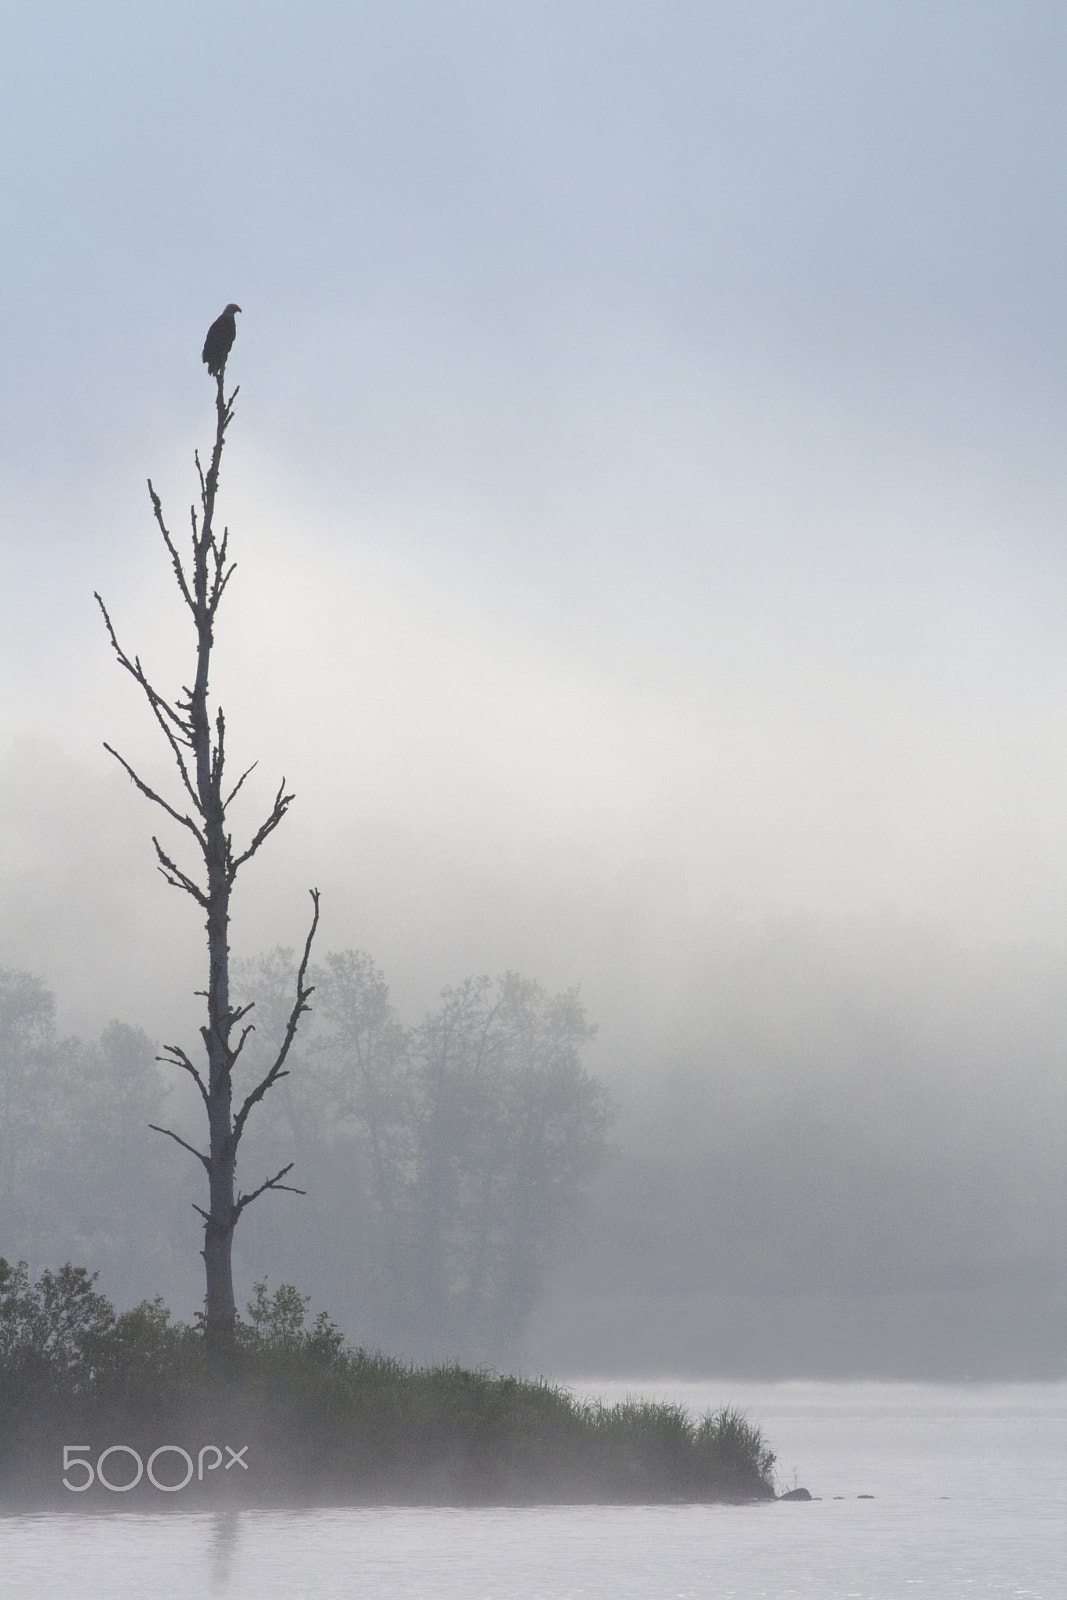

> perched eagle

[{"left": 202, "top": 303, "right": 242, "bottom": 377}]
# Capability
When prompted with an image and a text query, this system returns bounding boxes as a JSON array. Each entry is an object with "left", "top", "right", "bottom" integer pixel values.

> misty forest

[
  {"left": 0, "top": 952, "right": 611, "bottom": 1367},
  {"left": 3, "top": 910, "right": 1064, "bottom": 1384}
]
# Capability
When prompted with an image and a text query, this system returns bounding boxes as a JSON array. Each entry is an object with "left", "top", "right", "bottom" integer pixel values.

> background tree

[
  {"left": 95, "top": 338, "right": 318, "bottom": 1354},
  {"left": 0, "top": 968, "right": 186, "bottom": 1306},
  {"left": 413, "top": 972, "right": 613, "bottom": 1354},
  {"left": 0, "top": 970, "right": 55, "bottom": 1239},
  {"left": 237, "top": 951, "right": 615, "bottom": 1363}
]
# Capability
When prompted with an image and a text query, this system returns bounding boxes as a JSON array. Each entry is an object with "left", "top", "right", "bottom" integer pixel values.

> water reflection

[{"left": 209, "top": 1508, "right": 239, "bottom": 1594}]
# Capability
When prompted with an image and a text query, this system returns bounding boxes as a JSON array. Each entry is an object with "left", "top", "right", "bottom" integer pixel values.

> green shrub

[
  {"left": 0, "top": 1257, "right": 114, "bottom": 1399},
  {"left": 0, "top": 1263, "right": 776, "bottom": 1507}
]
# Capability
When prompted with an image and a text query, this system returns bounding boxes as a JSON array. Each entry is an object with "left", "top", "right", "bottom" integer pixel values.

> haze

[{"left": 1, "top": 2, "right": 1064, "bottom": 1377}]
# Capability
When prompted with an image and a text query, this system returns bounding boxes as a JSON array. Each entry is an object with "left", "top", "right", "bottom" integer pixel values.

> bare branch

[
  {"left": 213, "top": 565, "right": 237, "bottom": 609},
  {"left": 157, "top": 1044, "right": 209, "bottom": 1107},
  {"left": 95, "top": 595, "right": 187, "bottom": 730},
  {"left": 222, "top": 759, "right": 258, "bottom": 811},
  {"left": 152, "top": 838, "right": 209, "bottom": 906},
  {"left": 233, "top": 1162, "right": 306, "bottom": 1220},
  {"left": 230, "top": 779, "right": 295, "bottom": 875},
  {"left": 233, "top": 889, "right": 320, "bottom": 1144},
  {"left": 106, "top": 671, "right": 201, "bottom": 811},
  {"left": 150, "top": 1123, "right": 210, "bottom": 1172},
  {"left": 102, "top": 742, "right": 206, "bottom": 851},
  {"left": 147, "top": 479, "right": 194, "bottom": 611},
  {"left": 230, "top": 1022, "right": 256, "bottom": 1069},
  {"left": 96, "top": 594, "right": 202, "bottom": 812},
  {"left": 207, "top": 532, "right": 236, "bottom": 608}
]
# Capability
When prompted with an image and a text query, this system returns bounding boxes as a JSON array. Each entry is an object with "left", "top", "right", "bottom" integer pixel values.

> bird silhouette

[{"left": 202, "top": 303, "right": 242, "bottom": 377}]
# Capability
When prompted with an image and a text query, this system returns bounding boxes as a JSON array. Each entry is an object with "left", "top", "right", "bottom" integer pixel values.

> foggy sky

[{"left": 1, "top": 3, "right": 1065, "bottom": 1375}]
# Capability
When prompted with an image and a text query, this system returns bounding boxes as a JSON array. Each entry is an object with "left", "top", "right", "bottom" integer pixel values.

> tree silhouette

[
  {"left": 95, "top": 327, "right": 318, "bottom": 1355},
  {"left": 237, "top": 951, "right": 614, "bottom": 1362}
]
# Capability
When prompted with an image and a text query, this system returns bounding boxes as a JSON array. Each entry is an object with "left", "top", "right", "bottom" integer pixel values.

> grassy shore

[{"left": 0, "top": 1262, "right": 776, "bottom": 1508}]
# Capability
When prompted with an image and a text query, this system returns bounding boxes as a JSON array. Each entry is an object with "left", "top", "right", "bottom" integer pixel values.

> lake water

[{"left": 2, "top": 1380, "right": 1064, "bottom": 1599}]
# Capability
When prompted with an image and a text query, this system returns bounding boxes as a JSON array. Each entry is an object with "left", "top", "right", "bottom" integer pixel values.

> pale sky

[{"left": 1, "top": 0, "right": 1065, "bottom": 1019}]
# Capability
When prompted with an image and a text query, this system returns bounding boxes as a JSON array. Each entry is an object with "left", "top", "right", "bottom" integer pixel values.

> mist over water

[{"left": 4, "top": 1383, "right": 1065, "bottom": 1599}]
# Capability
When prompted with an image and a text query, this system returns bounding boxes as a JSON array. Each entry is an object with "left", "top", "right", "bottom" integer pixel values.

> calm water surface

[{"left": 2, "top": 1381, "right": 1064, "bottom": 1599}]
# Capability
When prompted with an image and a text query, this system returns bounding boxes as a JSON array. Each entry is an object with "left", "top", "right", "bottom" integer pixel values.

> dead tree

[{"left": 95, "top": 342, "right": 319, "bottom": 1355}]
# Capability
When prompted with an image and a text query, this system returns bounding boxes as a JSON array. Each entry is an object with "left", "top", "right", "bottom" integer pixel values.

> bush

[
  {"left": 0, "top": 1262, "right": 776, "bottom": 1507},
  {"left": 0, "top": 1257, "right": 114, "bottom": 1400}
]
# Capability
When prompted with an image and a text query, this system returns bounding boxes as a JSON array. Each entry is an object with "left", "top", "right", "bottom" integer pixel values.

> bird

[{"left": 202, "top": 303, "right": 242, "bottom": 377}]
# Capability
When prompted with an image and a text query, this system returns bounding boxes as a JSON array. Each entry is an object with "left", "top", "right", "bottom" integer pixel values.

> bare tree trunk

[{"left": 96, "top": 361, "right": 318, "bottom": 1357}]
